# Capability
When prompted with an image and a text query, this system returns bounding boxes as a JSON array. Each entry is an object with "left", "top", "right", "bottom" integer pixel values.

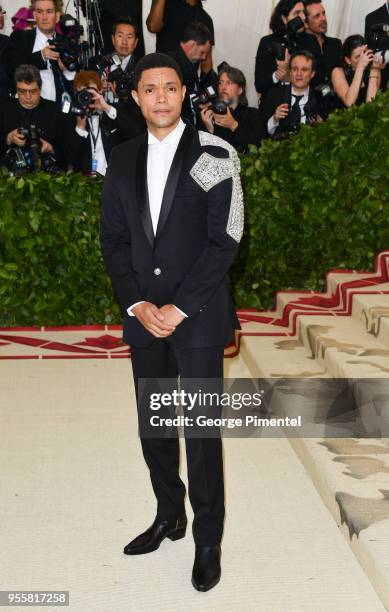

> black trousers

[{"left": 131, "top": 341, "right": 225, "bottom": 546}]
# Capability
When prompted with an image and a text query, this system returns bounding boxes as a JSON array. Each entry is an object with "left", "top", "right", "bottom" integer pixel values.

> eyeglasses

[{"left": 17, "top": 87, "right": 40, "bottom": 96}]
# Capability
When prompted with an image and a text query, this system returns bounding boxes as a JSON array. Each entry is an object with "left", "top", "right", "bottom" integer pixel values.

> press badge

[{"left": 91, "top": 159, "right": 98, "bottom": 172}]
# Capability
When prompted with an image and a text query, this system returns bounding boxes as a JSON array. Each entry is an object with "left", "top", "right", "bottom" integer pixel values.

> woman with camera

[
  {"left": 254, "top": 0, "right": 307, "bottom": 97},
  {"left": 200, "top": 65, "right": 264, "bottom": 153},
  {"left": 331, "top": 34, "right": 385, "bottom": 108}
]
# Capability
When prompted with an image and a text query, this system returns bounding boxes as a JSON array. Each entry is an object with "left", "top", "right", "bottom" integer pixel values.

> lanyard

[{"left": 88, "top": 116, "right": 101, "bottom": 158}]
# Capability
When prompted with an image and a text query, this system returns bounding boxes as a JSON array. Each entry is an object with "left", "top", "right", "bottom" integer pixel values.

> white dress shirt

[
  {"left": 32, "top": 28, "right": 75, "bottom": 102},
  {"left": 33, "top": 28, "right": 56, "bottom": 102},
  {"left": 268, "top": 86, "right": 309, "bottom": 135},
  {"left": 127, "top": 119, "right": 188, "bottom": 318}
]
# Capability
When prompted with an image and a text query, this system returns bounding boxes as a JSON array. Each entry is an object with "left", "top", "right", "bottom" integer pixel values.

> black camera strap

[{"left": 88, "top": 115, "right": 101, "bottom": 159}]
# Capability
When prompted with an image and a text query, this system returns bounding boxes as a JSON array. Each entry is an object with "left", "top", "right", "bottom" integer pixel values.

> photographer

[
  {"left": 89, "top": 16, "right": 139, "bottom": 105},
  {"left": 167, "top": 22, "right": 216, "bottom": 125},
  {"left": 0, "top": 64, "right": 65, "bottom": 170},
  {"left": 260, "top": 50, "right": 322, "bottom": 138},
  {"left": 365, "top": 4, "right": 389, "bottom": 91},
  {"left": 255, "top": 0, "right": 309, "bottom": 97},
  {"left": 64, "top": 70, "right": 144, "bottom": 175},
  {"left": 4, "top": 0, "right": 75, "bottom": 105},
  {"left": 303, "top": 1, "right": 342, "bottom": 88},
  {"left": 200, "top": 65, "right": 264, "bottom": 153},
  {"left": 100, "top": 0, "right": 144, "bottom": 59},
  {"left": 331, "top": 35, "right": 385, "bottom": 108}
]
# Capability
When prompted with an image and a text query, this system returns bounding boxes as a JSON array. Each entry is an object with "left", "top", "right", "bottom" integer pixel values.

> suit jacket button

[{"left": 153, "top": 267, "right": 162, "bottom": 276}]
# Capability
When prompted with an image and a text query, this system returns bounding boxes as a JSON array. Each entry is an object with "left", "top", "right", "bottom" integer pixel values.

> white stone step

[{"left": 352, "top": 293, "right": 389, "bottom": 348}]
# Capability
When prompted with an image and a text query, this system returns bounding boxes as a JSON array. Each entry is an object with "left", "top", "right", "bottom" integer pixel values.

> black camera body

[
  {"left": 48, "top": 14, "right": 84, "bottom": 72},
  {"left": 3, "top": 124, "right": 59, "bottom": 174},
  {"left": 192, "top": 85, "right": 218, "bottom": 113},
  {"left": 367, "top": 23, "right": 389, "bottom": 62},
  {"left": 107, "top": 66, "right": 134, "bottom": 99},
  {"left": 270, "top": 16, "right": 305, "bottom": 61}
]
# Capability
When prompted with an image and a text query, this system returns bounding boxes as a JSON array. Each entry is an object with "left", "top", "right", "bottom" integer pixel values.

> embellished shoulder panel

[{"left": 189, "top": 131, "right": 244, "bottom": 243}]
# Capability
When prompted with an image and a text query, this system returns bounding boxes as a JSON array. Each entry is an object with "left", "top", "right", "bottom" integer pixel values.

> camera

[
  {"left": 2, "top": 125, "right": 60, "bottom": 174},
  {"left": 61, "top": 89, "right": 95, "bottom": 118},
  {"left": 211, "top": 98, "right": 233, "bottom": 115},
  {"left": 48, "top": 14, "right": 84, "bottom": 72},
  {"left": 270, "top": 16, "right": 305, "bottom": 61},
  {"left": 191, "top": 85, "right": 218, "bottom": 113},
  {"left": 107, "top": 66, "right": 134, "bottom": 99},
  {"left": 367, "top": 23, "right": 389, "bottom": 63}
]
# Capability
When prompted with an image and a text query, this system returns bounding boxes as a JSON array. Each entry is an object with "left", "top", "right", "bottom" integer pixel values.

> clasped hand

[{"left": 132, "top": 302, "right": 185, "bottom": 338}]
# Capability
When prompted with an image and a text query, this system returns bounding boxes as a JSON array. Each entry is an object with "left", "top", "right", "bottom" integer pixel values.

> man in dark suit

[
  {"left": 99, "top": 0, "right": 145, "bottom": 59},
  {"left": 365, "top": 2, "right": 389, "bottom": 91},
  {"left": 0, "top": 63, "right": 65, "bottom": 168},
  {"left": 64, "top": 70, "right": 145, "bottom": 174},
  {"left": 100, "top": 52, "right": 243, "bottom": 592},
  {"left": 167, "top": 22, "right": 216, "bottom": 125},
  {"left": 303, "top": 1, "right": 342, "bottom": 87},
  {"left": 260, "top": 50, "right": 321, "bottom": 138},
  {"left": 4, "top": 0, "right": 74, "bottom": 105},
  {"left": 0, "top": 3, "right": 9, "bottom": 99}
]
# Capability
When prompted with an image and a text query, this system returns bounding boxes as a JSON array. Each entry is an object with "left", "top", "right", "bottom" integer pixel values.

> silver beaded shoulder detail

[{"left": 189, "top": 131, "right": 244, "bottom": 243}]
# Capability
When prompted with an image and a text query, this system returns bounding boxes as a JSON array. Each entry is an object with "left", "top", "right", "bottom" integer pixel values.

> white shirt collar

[
  {"left": 148, "top": 118, "right": 186, "bottom": 146},
  {"left": 36, "top": 27, "right": 54, "bottom": 42},
  {"left": 291, "top": 86, "right": 310, "bottom": 99}
]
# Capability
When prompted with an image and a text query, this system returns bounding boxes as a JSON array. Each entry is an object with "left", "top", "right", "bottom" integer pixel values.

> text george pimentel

[{"left": 149, "top": 415, "right": 302, "bottom": 429}]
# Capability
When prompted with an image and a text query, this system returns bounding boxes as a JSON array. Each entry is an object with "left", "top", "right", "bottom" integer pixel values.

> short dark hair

[
  {"left": 218, "top": 65, "right": 248, "bottom": 106},
  {"left": 112, "top": 15, "right": 139, "bottom": 38},
  {"left": 270, "top": 0, "right": 303, "bottom": 33},
  {"left": 304, "top": 0, "right": 322, "bottom": 16},
  {"left": 342, "top": 34, "right": 366, "bottom": 61},
  {"left": 133, "top": 53, "right": 184, "bottom": 90},
  {"left": 289, "top": 49, "right": 317, "bottom": 70},
  {"left": 14, "top": 64, "right": 42, "bottom": 89},
  {"left": 181, "top": 21, "right": 212, "bottom": 45}
]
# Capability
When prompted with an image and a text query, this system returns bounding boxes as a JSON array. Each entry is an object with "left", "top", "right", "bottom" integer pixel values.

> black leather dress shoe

[
  {"left": 123, "top": 514, "right": 187, "bottom": 555},
  {"left": 191, "top": 545, "right": 221, "bottom": 592}
]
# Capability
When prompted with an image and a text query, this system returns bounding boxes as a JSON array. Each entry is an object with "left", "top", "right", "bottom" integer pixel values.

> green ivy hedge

[{"left": 0, "top": 92, "right": 388, "bottom": 326}]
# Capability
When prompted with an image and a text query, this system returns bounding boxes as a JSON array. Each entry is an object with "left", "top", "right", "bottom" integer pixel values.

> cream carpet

[{"left": 0, "top": 358, "right": 385, "bottom": 612}]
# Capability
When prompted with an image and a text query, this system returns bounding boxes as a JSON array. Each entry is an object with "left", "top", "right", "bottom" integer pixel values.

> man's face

[
  {"left": 284, "top": 2, "right": 306, "bottom": 27},
  {"left": 17, "top": 80, "right": 41, "bottom": 109},
  {"left": 132, "top": 67, "right": 186, "bottom": 131},
  {"left": 218, "top": 73, "right": 242, "bottom": 102},
  {"left": 305, "top": 3, "right": 328, "bottom": 34},
  {"left": 112, "top": 24, "right": 138, "bottom": 58},
  {"left": 33, "top": 0, "right": 59, "bottom": 34},
  {"left": 290, "top": 56, "right": 315, "bottom": 89},
  {"left": 185, "top": 40, "right": 211, "bottom": 63}
]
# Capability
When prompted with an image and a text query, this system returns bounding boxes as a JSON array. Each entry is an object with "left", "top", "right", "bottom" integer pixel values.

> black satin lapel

[
  {"left": 155, "top": 124, "right": 196, "bottom": 240},
  {"left": 135, "top": 135, "right": 154, "bottom": 247}
]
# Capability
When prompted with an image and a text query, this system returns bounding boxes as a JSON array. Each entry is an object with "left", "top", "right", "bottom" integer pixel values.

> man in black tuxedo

[
  {"left": 100, "top": 53, "right": 243, "bottom": 592},
  {"left": 100, "top": 0, "right": 145, "bottom": 59},
  {"left": 4, "top": 0, "right": 74, "bottom": 105},
  {"left": 260, "top": 50, "right": 321, "bottom": 138},
  {"left": 0, "top": 3, "right": 10, "bottom": 99},
  {"left": 0, "top": 64, "right": 65, "bottom": 168},
  {"left": 365, "top": 2, "right": 389, "bottom": 91}
]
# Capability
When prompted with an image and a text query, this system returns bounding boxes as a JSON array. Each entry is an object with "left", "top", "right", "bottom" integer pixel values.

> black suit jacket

[
  {"left": 100, "top": 124, "right": 243, "bottom": 348},
  {"left": 259, "top": 84, "right": 318, "bottom": 136},
  {"left": 365, "top": 4, "right": 389, "bottom": 37},
  {"left": 0, "top": 97, "right": 65, "bottom": 167},
  {"left": 4, "top": 29, "right": 72, "bottom": 104},
  {"left": 64, "top": 101, "right": 146, "bottom": 173},
  {"left": 365, "top": 3, "right": 389, "bottom": 90}
]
